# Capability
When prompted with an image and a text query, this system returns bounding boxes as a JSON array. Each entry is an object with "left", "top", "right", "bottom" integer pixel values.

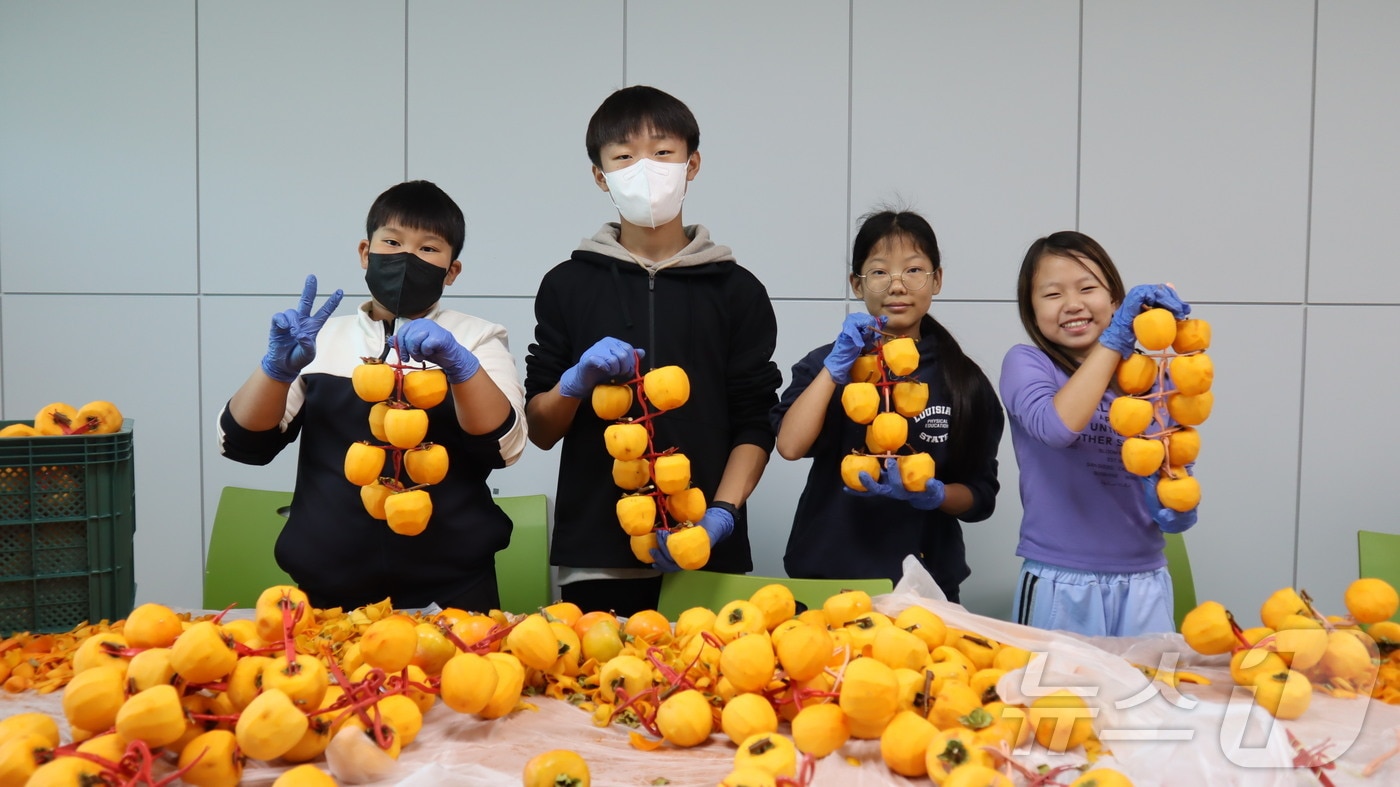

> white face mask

[{"left": 602, "top": 158, "right": 689, "bottom": 228}]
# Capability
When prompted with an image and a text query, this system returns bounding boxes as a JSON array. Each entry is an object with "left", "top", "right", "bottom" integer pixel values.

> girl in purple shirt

[{"left": 1000, "top": 231, "right": 1195, "bottom": 636}]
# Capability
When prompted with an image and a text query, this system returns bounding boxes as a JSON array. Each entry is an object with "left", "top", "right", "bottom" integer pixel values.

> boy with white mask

[{"left": 525, "top": 85, "right": 782, "bottom": 616}]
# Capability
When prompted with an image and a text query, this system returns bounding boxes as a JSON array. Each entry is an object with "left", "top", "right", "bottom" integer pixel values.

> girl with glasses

[{"left": 769, "top": 209, "right": 1004, "bottom": 601}]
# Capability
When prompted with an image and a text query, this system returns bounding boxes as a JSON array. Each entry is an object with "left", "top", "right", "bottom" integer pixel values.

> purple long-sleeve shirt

[{"left": 999, "top": 344, "right": 1165, "bottom": 573}]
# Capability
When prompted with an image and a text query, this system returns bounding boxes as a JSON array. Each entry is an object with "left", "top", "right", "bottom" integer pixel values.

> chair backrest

[
  {"left": 493, "top": 494, "right": 551, "bottom": 614},
  {"left": 1164, "top": 532, "right": 1196, "bottom": 632},
  {"left": 204, "top": 486, "right": 295, "bottom": 610},
  {"left": 658, "top": 570, "right": 893, "bottom": 619},
  {"left": 1358, "top": 530, "right": 1400, "bottom": 622}
]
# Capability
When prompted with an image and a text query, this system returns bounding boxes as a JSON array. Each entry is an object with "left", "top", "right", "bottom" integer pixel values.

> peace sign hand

[{"left": 261, "top": 274, "right": 344, "bottom": 383}]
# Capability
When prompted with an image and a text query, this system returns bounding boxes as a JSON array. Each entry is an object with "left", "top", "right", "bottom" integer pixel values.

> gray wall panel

[
  {"left": 851, "top": 1, "right": 1080, "bottom": 302},
  {"left": 1309, "top": 1, "right": 1400, "bottom": 304},
  {"left": 197, "top": 0, "right": 406, "bottom": 296},
  {"left": 1080, "top": 1, "right": 1314, "bottom": 303},
  {"left": 408, "top": 1, "right": 625, "bottom": 299},
  {"left": 627, "top": 0, "right": 850, "bottom": 300},
  {"left": 0, "top": 1, "right": 196, "bottom": 294},
  {"left": 1297, "top": 306, "right": 1400, "bottom": 617}
]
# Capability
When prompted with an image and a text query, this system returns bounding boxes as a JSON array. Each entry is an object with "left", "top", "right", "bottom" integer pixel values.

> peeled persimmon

[
  {"left": 591, "top": 384, "right": 633, "bottom": 421},
  {"left": 522, "top": 750, "right": 591, "bottom": 787},
  {"left": 1172, "top": 318, "right": 1212, "bottom": 353},
  {"left": 384, "top": 489, "right": 432, "bottom": 536},
  {"left": 1120, "top": 437, "right": 1165, "bottom": 477},
  {"left": 344, "top": 442, "right": 386, "bottom": 487},
  {"left": 1132, "top": 308, "right": 1177, "bottom": 351},
  {"left": 892, "top": 381, "right": 929, "bottom": 418},
  {"left": 368, "top": 402, "right": 391, "bottom": 441},
  {"left": 1108, "top": 396, "right": 1153, "bottom": 437},
  {"left": 1168, "top": 353, "right": 1214, "bottom": 396},
  {"left": 616, "top": 494, "right": 657, "bottom": 536},
  {"left": 439, "top": 653, "right": 498, "bottom": 714},
  {"left": 404, "top": 443, "right": 448, "bottom": 485},
  {"left": 383, "top": 406, "right": 429, "bottom": 449},
  {"left": 603, "top": 423, "right": 649, "bottom": 461},
  {"left": 849, "top": 355, "right": 881, "bottom": 383},
  {"left": 1344, "top": 578, "right": 1399, "bottom": 624},
  {"left": 402, "top": 368, "right": 448, "bottom": 410},
  {"left": 73, "top": 401, "right": 123, "bottom": 434},
  {"left": 791, "top": 702, "right": 849, "bottom": 758},
  {"left": 1166, "top": 426, "right": 1201, "bottom": 466},
  {"left": 840, "top": 454, "right": 881, "bottom": 491},
  {"left": 1028, "top": 690, "right": 1094, "bottom": 752},
  {"left": 1116, "top": 353, "right": 1157, "bottom": 395},
  {"left": 666, "top": 525, "right": 711, "bottom": 571},
  {"left": 882, "top": 337, "right": 919, "bottom": 376},
  {"left": 352, "top": 361, "right": 396, "bottom": 403},
  {"left": 840, "top": 382, "right": 880, "bottom": 424},
  {"left": 665, "top": 486, "right": 706, "bottom": 524},
  {"left": 867, "top": 412, "right": 908, "bottom": 453},
  {"left": 734, "top": 730, "right": 796, "bottom": 779},
  {"left": 642, "top": 366, "right": 690, "bottom": 411},
  {"left": 1156, "top": 471, "right": 1201, "bottom": 512},
  {"left": 653, "top": 453, "right": 691, "bottom": 495},
  {"left": 612, "top": 458, "right": 651, "bottom": 490},
  {"left": 630, "top": 532, "right": 658, "bottom": 564},
  {"left": 656, "top": 689, "right": 713, "bottom": 748},
  {"left": 33, "top": 402, "right": 78, "bottom": 436},
  {"left": 360, "top": 616, "right": 419, "bottom": 673},
  {"left": 1167, "top": 390, "right": 1213, "bottom": 426},
  {"left": 897, "top": 452, "right": 935, "bottom": 492},
  {"left": 361, "top": 482, "right": 392, "bottom": 520}
]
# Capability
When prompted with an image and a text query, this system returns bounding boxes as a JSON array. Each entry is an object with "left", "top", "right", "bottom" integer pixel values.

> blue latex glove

[
  {"left": 261, "top": 275, "right": 344, "bottom": 383},
  {"left": 396, "top": 319, "right": 480, "bottom": 384},
  {"left": 558, "top": 337, "right": 645, "bottom": 399},
  {"left": 650, "top": 506, "right": 736, "bottom": 572},
  {"left": 845, "top": 458, "right": 947, "bottom": 511},
  {"left": 1142, "top": 475, "right": 1198, "bottom": 534},
  {"left": 1099, "top": 284, "right": 1192, "bottom": 358},
  {"left": 824, "top": 313, "right": 882, "bottom": 383}
]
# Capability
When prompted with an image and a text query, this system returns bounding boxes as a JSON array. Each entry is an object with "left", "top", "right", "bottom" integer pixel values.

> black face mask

[{"left": 365, "top": 252, "right": 447, "bottom": 317}]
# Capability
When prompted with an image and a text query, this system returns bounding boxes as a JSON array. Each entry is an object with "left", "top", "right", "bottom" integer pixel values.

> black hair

[
  {"left": 585, "top": 85, "right": 700, "bottom": 166},
  {"left": 852, "top": 209, "right": 997, "bottom": 479},
  {"left": 365, "top": 180, "right": 466, "bottom": 260},
  {"left": 1015, "top": 230, "right": 1126, "bottom": 376}
]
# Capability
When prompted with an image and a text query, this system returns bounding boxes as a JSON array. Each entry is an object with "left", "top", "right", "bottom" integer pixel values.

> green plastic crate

[{"left": 0, "top": 419, "right": 135, "bottom": 635}]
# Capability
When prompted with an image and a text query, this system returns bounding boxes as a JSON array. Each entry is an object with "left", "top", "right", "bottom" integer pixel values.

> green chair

[
  {"left": 203, "top": 486, "right": 296, "bottom": 610},
  {"left": 658, "top": 570, "right": 892, "bottom": 620},
  {"left": 204, "top": 488, "right": 552, "bottom": 614},
  {"left": 1357, "top": 530, "right": 1400, "bottom": 622},
  {"left": 493, "top": 494, "right": 551, "bottom": 614},
  {"left": 1164, "top": 532, "right": 1196, "bottom": 632}
]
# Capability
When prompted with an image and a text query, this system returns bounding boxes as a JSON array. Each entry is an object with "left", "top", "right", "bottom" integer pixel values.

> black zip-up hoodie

[{"left": 525, "top": 224, "right": 781, "bottom": 571}]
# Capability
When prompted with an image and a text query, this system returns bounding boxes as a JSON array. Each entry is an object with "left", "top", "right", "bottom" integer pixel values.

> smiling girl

[
  {"left": 770, "top": 209, "right": 1003, "bottom": 601},
  {"left": 1000, "top": 230, "right": 1194, "bottom": 636}
]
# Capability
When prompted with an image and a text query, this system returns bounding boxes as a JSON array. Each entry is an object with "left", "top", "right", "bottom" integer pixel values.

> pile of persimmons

[
  {"left": 1181, "top": 577, "right": 1400, "bottom": 722},
  {"left": 0, "top": 583, "right": 1145, "bottom": 786}
]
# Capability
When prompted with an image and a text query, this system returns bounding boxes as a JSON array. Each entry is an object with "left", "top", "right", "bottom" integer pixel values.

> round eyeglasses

[{"left": 856, "top": 268, "right": 932, "bottom": 293}]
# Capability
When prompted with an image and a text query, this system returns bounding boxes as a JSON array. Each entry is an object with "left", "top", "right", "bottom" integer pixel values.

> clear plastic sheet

[{"left": 5, "top": 559, "right": 1399, "bottom": 785}]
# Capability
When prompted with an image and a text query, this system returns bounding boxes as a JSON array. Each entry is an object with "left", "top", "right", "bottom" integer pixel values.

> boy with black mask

[
  {"left": 525, "top": 86, "right": 782, "bottom": 616},
  {"left": 220, "top": 180, "right": 527, "bottom": 612}
]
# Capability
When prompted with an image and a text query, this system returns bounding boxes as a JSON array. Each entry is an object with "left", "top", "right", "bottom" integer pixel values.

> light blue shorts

[{"left": 1013, "top": 558, "right": 1175, "bottom": 638}]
